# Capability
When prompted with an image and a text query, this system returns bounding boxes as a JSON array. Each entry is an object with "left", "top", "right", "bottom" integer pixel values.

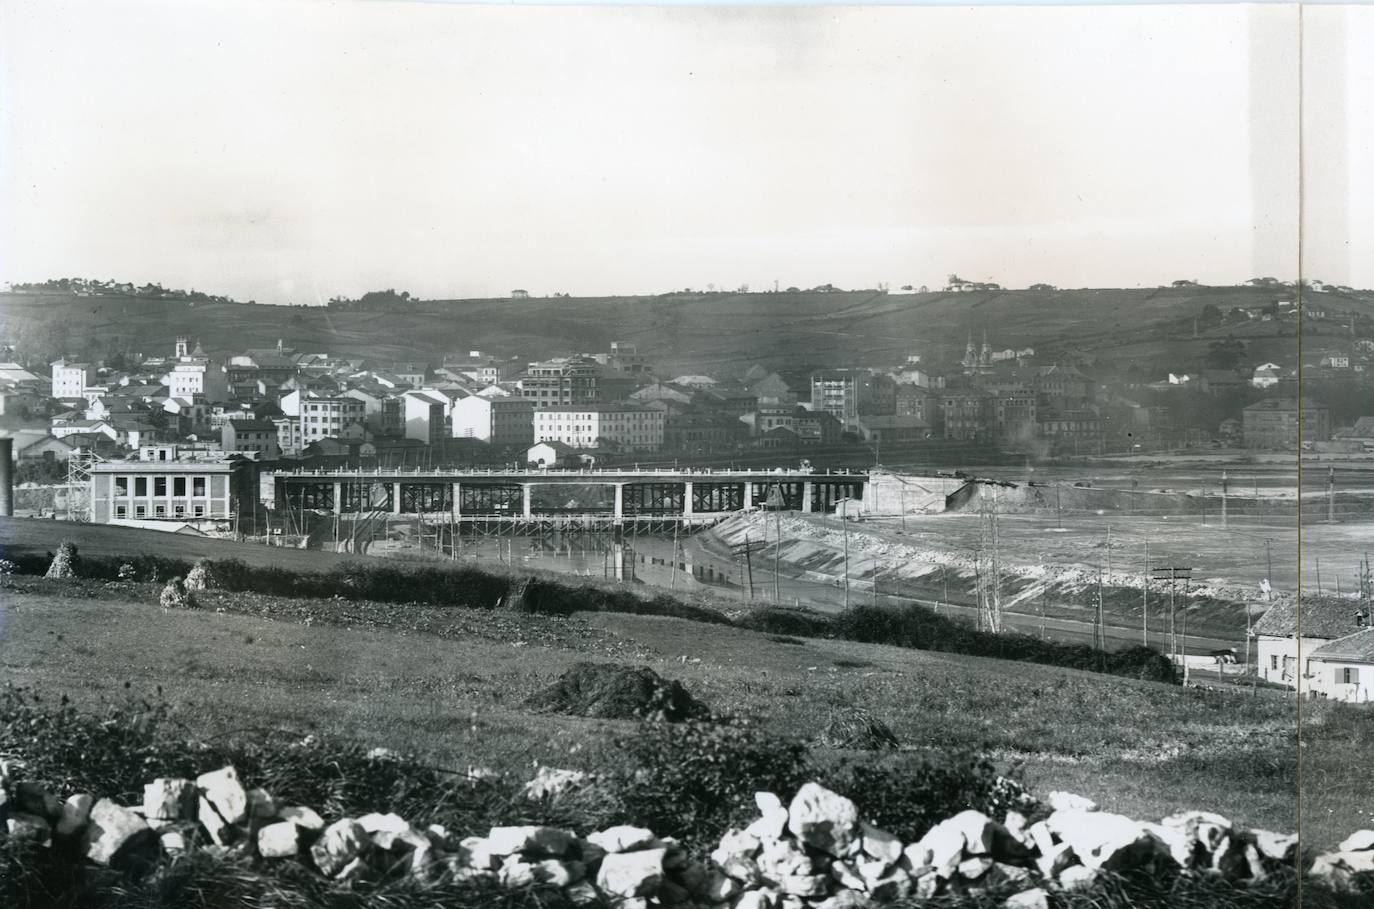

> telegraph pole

[
  {"left": 1221, "top": 470, "right": 1228, "bottom": 528},
  {"left": 1328, "top": 466, "right": 1336, "bottom": 524},
  {"left": 1142, "top": 537, "right": 1149, "bottom": 646}
]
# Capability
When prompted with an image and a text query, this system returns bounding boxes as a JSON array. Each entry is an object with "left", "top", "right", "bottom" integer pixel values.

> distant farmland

[{"left": 4, "top": 284, "right": 1357, "bottom": 376}]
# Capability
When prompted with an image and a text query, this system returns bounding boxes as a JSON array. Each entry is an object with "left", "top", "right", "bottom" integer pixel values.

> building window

[
  {"left": 194, "top": 505, "right": 205, "bottom": 517},
  {"left": 154, "top": 504, "right": 166, "bottom": 517},
  {"left": 193, "top": 477, "right": 207, "bottom": 496},
  {"left": 135, "top": 505, "right": 146, "bottom": 518},
  {"left": 154, "top": 477, "right": 167, "bottom": 496},
  {"left": 1343, "top": 667, "right": 1360, "bottom": 685},
  {"left": 174, "top": 477, "right": 187, "bottom": 496},
  {"left": 135, "top": 477, "right": 148, "bottom": 496},
  {"left": 174, "top": 504, "right": 186, "bottom": 517},
  {"left": 115, "top": 476, "right": 129, "bottom": 496},
  {"left": 115, "top": 505, "right": 127, "bottom": 518}
]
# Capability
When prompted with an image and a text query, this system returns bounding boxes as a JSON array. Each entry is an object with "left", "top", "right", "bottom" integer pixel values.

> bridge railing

[{"left": 273, "top": 466, "right": 870, "bottom": 479}]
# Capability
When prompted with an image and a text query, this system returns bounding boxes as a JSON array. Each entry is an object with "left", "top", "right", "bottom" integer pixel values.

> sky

[{"left": 0, "top": 1, "right": 1366, "bottom": 305}]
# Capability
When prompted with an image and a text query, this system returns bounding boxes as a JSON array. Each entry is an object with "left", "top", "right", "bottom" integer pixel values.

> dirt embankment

[{"left": 706, "top": 511, "right": 1263, "bottom": 635}]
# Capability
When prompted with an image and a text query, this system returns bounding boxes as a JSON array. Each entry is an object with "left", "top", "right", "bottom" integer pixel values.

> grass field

[
  {"left": 2, "top": 515, "right": 1362, "bottom": 853},
  {"left": 4, "top": 572, "right": 1355, "bottom": 848}
]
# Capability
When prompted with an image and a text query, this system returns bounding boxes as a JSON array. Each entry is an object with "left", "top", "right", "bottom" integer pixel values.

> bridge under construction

[{"left": 268, "top": 467, "right": 869, "bottom": 542}]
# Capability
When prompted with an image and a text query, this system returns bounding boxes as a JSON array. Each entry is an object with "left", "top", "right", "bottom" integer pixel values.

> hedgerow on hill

[{"left": 0, "top": 545, "right": 1177, "bottom": 684}]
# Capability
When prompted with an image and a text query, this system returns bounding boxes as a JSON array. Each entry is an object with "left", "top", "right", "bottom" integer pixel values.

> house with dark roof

[
  {"left": 1253, "top": 597, "right": 1369, "bottom": 690},
  {"left": 1306, "top": 628, "right": 1374, "bottom": 702}
]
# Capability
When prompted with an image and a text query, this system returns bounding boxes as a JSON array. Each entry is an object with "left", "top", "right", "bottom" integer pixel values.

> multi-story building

[
  {"left": 168, "top": 339, "right": 230, "bottom": 402},
  {"left": 938, "top": 387, "right": 994, "bottom": 442},
  {"left": 299, "top": 395, "right": 366, "bottom": 445},
  {"left": 521, "top": 356, "right": 638, "bottom": 406},
  {"left": 1037, "top": 407, "right": 1101, "bottom": 452},
  {"left": 50, "top": 358, "right": 95, "bottom": 400},
  {"left": 403, "top": 389, "right": 450, "bottom": 445},
  {"left": 90, "top": 459, "right": 241, "bottom": 524},
  {"left": 221, "top": 419, "right": 282, "bottom": 458},
  {"left": 992, "top": 388, "right": 1038, "bottom": 442},
  {"left": 451, "top": 395, "right": 535, "bottom": 446},
  {"left": 894, "top": 384, "right": 938, "bottom": 430},
  {"left": 274, "top": 416, "right": 304, "bottom": 454},
  {"left": 534, "top": 404, "right": 664, "bottom": 451},
  {"left": 809, "top": 370, "right": 865, "bottom": 429},
  {"left": 1242, "top": 398, "right": 1330, "bottom": 449}
]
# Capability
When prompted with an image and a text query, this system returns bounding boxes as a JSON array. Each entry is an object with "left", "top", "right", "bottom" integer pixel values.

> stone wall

[{"left": 4, "top": 760, "right": 1359, "bottom": 907}]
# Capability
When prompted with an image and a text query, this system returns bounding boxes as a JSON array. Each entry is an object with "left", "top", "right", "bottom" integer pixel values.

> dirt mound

[
  {"left": 818, "top": 705, "right": 900, "bottom": 751},
  {"left": 527, "top": 662, "right": 710, "bottom": 722}
]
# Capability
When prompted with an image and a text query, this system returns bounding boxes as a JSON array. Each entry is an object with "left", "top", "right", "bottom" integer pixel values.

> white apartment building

[
  {"left": 299, "top": 395, "right": 366, "bottom": 444},
  {"left": 534, "top": 404, "right": 664, "bottom": 452},
  {"left": 51, "top": 359, "right": 96, "bottom": 399},
  {"left": 167, "top": 339, "right": 230, "bottom": 402},
  {"left": 451, "top": 395, "right": 535, "bottom": 446}
]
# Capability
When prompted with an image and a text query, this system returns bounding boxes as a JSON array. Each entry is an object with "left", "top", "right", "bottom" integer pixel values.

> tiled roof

[
  {"left": 1253, "top": 597, "right": 1368, "bottom": 640},
  {"left": 1309, "top": 628, "right": 1374, "bottom": 663}
]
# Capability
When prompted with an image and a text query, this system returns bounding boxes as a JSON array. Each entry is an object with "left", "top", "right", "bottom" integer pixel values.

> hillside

[{"left": 5, "top": 284, "right": 1361, "bottom": 376}]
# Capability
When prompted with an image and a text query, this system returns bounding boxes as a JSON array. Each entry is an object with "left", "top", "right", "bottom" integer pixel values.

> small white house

[
  {"left": 1253, "top": 599, "right": 1368, "bottom": 691},
  {"left": 527, "top": 440, "right": 576, "bottom": 468},
  {"left": 1306, "top": 629, "right": 1374, "bottom": 702}
]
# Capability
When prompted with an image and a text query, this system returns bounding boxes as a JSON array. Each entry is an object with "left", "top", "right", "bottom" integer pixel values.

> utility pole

[
  {"left": 1142, "top": 537, "right": 1149, "bottom": 646},
  {"left": 1221, "top": 470, "right": 1228, "bottom": 528},
  {"left": 1266, "top": 540, "right": 1273, "bottom": 598},
  {"left": 841, "top": 498, "right": 851, "bottom": 608},
  {"left": 1328, "top": 466, "right": 1336, "bottom": 524},
  {"left": 732, "top": 536, "right": 765, "bottom": 601},
  {"left": 1152, "top": 566, "right": 1193, "bottom": 669},
  {"left": 670, "top": 521, "right": 679, "bottom": 590}
]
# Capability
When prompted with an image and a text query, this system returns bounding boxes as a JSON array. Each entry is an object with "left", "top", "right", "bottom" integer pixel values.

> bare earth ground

[{"left": 3, "top": 579, "right": 1351, "bottom": 846}]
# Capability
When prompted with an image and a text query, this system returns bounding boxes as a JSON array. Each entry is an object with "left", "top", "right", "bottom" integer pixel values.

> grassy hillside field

[
  {"left": 6, "top": 284, "right": 1363, "bottom": 375},
  {"left": 1, "top": 516, "right": 1360, "bottom": 855}
]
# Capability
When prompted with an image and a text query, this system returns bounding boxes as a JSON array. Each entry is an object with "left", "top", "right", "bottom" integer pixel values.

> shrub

[
  {"left": 44, "top": 541, "right": 79, "bottom": 579},
  {"left": 832, "top": 603, "right": 1179, "bottom": 684},
  {"left": 818, "top": 705, "right": 900, "bottom": 751},
  {"left": 735, "top": 606, "right": 831, "bottom": 637},
  {"left": 606, "top": 719, "right": 812, "bottom": 850},
  {"left": 817, "top": 751, "right": 1035, "bottom": 843},
  {"left": 526, "top": 662, "right": 710, "bottom": 723}
]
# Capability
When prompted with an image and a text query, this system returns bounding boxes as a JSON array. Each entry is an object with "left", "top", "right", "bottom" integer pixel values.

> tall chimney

[{"left": 0, "top": 437, "right": 12, "bottom": 517}]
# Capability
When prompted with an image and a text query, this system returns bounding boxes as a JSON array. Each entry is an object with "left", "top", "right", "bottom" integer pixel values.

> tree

[
  {"left": 1171, "top": 279, "right": 1199, "bottom": 288},
  {"left": 1204, "top": 337, "right": 1247, "bottom": 370},
  {"left": 1199, "top": 303, "right": 1224, "bottom": 328},
  {"left": 1028, "top": 283, "right": 1056, "bottom": 291}
]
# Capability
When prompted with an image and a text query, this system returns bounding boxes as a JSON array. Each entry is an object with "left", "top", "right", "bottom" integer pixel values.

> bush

[
  {"left": 606, "top": 719, "right": 812, "bottom": 850},
  {"left": 526, "top": 662, "right": 710, "bottom": 723},
  {"left": 832, "top": 604, "right": 1179, "bottom": 684},
  {"left": 816, "top": 751, "right": 1035, "bottom": 843},
  {"left": 817, "top": 705, "right": 900, "bottom": 751},
  {"left": 735, "top": 607, "right": 831, "bottom": 637}
]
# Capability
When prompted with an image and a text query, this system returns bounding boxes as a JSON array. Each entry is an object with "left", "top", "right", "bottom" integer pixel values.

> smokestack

[{"left": 0, "top": 437, "right": 12, "bottom": 517}]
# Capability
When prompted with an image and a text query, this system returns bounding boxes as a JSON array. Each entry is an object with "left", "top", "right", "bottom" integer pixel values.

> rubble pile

[{"left": 0, "top": 763, "right": 1347, "bottom": 907}]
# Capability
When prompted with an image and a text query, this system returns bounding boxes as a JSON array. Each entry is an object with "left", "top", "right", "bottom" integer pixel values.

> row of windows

[
  {"left": 113, "top": 476, "right": 209, "bottom": 497},
  {"left": 115, "top": 504, "right": 207, "bottom": 519}
]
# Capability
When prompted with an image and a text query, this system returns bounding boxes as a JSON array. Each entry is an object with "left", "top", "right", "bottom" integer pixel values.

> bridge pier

[
  {"left": 683, "top": 481, "right": 695, "bottom": 519},
  {"left": 392, "top": 482, "right": 402, "bottom": 515},
  {"left": 452, "top": 481, "right": 462, "bottom": 522},
  {"left": 743, "top": 483, "right": 753, "bottom": 509},
  {"left": 613, "top": 483, "right": 624, "bottom": 526},
  {"left": 521, "top": 483, "right": 532, "bottom": 520},
  {"left": 332, "top": 482, "right": 341, "bottom": 515},
  {"left": 802, "top": 481, "right": 814, "bottom": 513}
]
